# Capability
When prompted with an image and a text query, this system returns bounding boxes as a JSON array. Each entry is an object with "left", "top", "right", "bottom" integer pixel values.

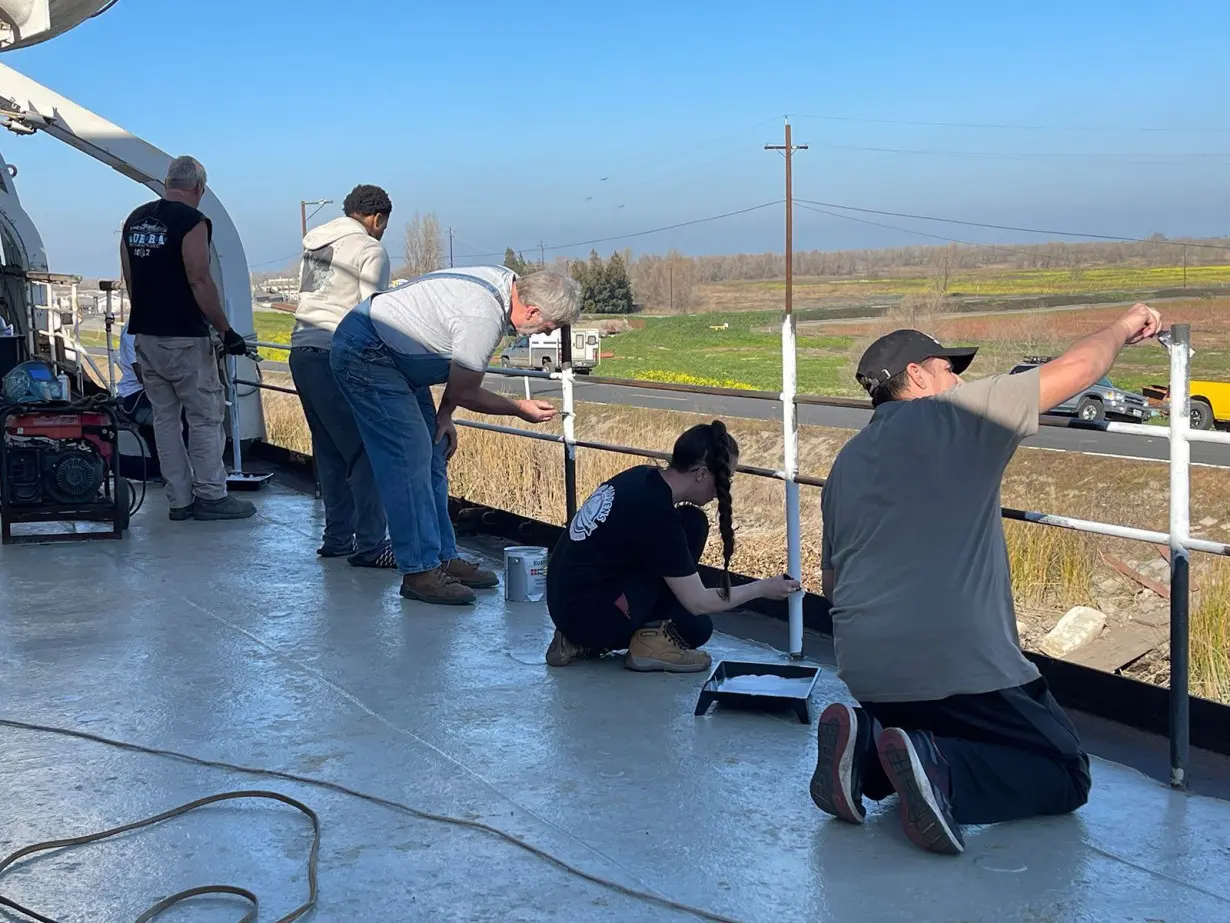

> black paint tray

[
  {"left": 226, "top": 471, "right": 274, "bottom": 491},
  {"left": 694, "top": 659, "right": 822, "bottom": 724}
]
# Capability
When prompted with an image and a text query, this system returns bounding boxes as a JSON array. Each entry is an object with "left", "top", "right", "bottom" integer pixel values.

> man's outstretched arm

[{"left": 1038, "top": 303, "right": 1160, "bottom": 413}]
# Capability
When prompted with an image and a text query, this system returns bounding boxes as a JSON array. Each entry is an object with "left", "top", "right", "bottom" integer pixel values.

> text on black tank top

[{"left": 123, "top": 199, "right": 213, "bottom": 337}]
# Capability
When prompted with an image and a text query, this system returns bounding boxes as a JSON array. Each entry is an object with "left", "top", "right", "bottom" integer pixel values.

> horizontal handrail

[
  {"left": 1003, "top": 507, "right": 1229, "bottom": 556},
  {"left": 246, "top": 342, "right": 1197, "bottom": 442},
  {"left": 1186, "top": 428, "right": 1230, "bottom": 445},
  {"left": 243, "top": 375, "right": 1227, "bottom": 557},
  {"left": 235, "top": 378, "right": 296, "bottom": 395}
]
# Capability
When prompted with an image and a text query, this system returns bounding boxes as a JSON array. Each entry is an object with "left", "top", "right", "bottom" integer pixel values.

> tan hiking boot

[
  {"left": 625, "top": 622, "right": 712, "bottom": 673},
  {"left": 545, "top": 628, "right": 601, "bottom": 667},
  {"left": 443, "top": 557, "right": 499, "bottom": 589},
  {"left": 400, "top": 567, "right": 476, "bottom": 606}
]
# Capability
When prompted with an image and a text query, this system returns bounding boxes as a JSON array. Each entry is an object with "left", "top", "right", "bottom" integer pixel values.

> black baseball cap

[{"left": 855, "top": 329, "right": 977, "bottom": 395}]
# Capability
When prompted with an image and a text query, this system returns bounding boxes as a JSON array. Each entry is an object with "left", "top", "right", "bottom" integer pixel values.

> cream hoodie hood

[{"left": 290, "top": 216, "right": 391, "bottom": 349}]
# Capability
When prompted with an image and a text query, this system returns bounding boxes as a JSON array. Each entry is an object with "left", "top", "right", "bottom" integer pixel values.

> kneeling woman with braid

[{"left": 544, "top": 420, "right": 799, "bottom": 673}]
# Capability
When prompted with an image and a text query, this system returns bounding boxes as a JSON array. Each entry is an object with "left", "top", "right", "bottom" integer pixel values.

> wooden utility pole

[
  {"left": 539, "top": 241, "right": 546, "bottom": 268},
  {"left": 764, "top": 118, "right": 808, "bottom": 659},
  {"left": 448, "top": 227, "right": 455, "bottom": 268},
  {"left": 764, "top": 121, "right": 808, "bottom": 318},
  {"left": 300, "top": 198, "right": 332, "bottom": 239}
]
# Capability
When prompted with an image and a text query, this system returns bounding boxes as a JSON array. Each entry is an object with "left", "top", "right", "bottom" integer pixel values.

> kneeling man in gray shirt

[{"left": 809, "top": 303, "right": 1161, "bottom": 854}]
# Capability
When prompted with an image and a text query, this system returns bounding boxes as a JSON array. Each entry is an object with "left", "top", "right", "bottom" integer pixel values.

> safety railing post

[
  {"left": 1167, "top": 323, "right": 1192, "bottom": 788},
  {"left": 560, "top": 326, "right": 578, "bottom": 523},
  {"left": 782, "top": 313, "right": 804, "bottom": 659},
  {"left": 103, "top": 288, "right": 115, "bottom": 395},
  {"left": 227, "top": 351, "right": 243, "bottom": 476},
  {"left": 70, "top": 281, "right": 83, "bottom": 394}
]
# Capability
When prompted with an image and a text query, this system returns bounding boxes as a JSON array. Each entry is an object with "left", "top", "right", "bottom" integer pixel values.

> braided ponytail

[
  {"left": 669, "top": 420, "right": 740, "bottom": 599},
  {"left": 709, "top": 421, "right": 736, "bottom": 599}
]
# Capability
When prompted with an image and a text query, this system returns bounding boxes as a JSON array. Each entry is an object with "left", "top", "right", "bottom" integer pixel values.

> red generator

[{"left": 0, "top": 403, "right": 130, "bottom": 544}]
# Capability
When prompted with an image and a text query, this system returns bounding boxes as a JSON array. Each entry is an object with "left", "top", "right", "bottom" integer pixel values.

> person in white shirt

[
  {"left": 288, "top": 185, "right": 394, "bottom": 565},
  {"left": 330, "top": 266, "right": 581, "bottom": 606}
]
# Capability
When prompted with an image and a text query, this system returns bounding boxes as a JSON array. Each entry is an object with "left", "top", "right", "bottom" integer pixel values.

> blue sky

[{"left": 8, "top": 0, "right": 1230, "bottom": 277}]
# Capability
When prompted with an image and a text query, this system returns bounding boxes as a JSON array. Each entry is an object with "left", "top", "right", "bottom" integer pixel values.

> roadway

[{"left": 258, "top": 360, "right": 1230, "bottom": 468}]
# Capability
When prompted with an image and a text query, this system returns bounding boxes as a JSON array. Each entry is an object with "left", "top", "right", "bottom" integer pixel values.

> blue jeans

[
  {"left": 289, "top": 345, "right": 388, "bottom": 556},
  {"left": 330, "top": 311, "right": 458, "bottom": 574}
]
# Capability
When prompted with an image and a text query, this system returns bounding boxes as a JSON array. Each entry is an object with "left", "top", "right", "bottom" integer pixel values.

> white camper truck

[{"left": 499, "top": 327, "right": 601, "bottom": 374}]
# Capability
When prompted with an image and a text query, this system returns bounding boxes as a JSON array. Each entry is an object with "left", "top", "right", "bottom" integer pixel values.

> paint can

[{"left": 504, "top": 545, "right": 548, "bottom": 602}]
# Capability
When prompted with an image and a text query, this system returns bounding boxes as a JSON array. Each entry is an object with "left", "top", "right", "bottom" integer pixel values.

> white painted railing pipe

[
  {"left": 781, "top": 312, "right": 804, "bottom": 659},
  {"left": 1185, "top": 428, "right": 1230, "bottom": 445},
  {"left": 1167, "top": 324, "right": 1192, "bottom": 788}
]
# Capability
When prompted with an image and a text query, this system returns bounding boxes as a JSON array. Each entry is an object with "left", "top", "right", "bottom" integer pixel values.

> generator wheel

[{"left": 115, "top": 475, "right": 131, "bottom": 532}]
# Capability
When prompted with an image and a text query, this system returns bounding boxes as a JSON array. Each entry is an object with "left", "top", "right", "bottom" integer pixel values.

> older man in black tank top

[{"left": 120, "top": 155, "right": 254, "bottom": 521}]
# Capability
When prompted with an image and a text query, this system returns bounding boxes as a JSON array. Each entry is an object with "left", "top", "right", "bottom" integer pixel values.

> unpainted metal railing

[{"left": 229, "top": 324, "right": 1226, "bottom": 789}]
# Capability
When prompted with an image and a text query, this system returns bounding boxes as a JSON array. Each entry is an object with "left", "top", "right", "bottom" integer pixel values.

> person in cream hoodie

[{"left": 288, "top": 184, "right": 395, "bottom": 566}]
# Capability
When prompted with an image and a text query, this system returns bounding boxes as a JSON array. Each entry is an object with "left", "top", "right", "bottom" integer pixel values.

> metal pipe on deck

[
  {"left": 1167, "top": 324, "right": 1192, "bottom": 788},
  {"left": 560, "top": 326, "right": 578, "bottom": 523}
]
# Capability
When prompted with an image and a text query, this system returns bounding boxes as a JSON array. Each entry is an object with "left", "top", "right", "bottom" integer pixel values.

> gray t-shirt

[
  {"left": 362, "top": 266, "right": 516, "bottom": 371},
  {"left": 820, "top": 368, "right": 1042, "bottom": 702}
]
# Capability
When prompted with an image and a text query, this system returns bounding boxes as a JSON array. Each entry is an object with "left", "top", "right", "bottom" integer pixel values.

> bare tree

[{"left": 404, "top": 211, "right": 444, "bottom": 278}]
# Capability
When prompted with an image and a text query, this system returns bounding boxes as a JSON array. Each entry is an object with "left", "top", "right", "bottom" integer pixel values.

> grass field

[
  {"left": 249, "top": 293, "right": 1230, "bottom": 402},
  {"left": 697, "top": 263, "right": 1230, "bottom": 313},
  {"left": 258, "top": 378, "right": 1230, "bottom": 705}
]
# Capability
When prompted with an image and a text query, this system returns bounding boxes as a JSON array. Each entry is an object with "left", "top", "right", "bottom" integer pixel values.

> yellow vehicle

[{"left": 1144, "top": 380, "right": 1230, "bottom": 430}]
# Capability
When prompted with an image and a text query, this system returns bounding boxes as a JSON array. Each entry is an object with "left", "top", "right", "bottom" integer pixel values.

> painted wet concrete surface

[{"left": 0, "top": 485, "right": 1228, "bottom": 922}]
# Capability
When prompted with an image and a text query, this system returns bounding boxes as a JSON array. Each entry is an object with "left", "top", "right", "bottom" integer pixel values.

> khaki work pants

[{"left": 133, "top": 335, "right": 228, "bottom": 508}]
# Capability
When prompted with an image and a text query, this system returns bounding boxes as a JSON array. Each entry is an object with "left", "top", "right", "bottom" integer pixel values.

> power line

[
  {"left": 249, "top": 251, "right": 301, "bottom": 270},
  {"left": 794, "top": 198, "right": 1230, "bottom": 251},
  {"left": 451, "top": 201, "right": 784, "bottom": 260},
  {"left": 826, "top": 144, "right": 1230, "bottom": 166},
  {"left": 790, "top": 113, "right": 1230, "bottom": 133},
  {"left": 251, "top": 201, "right": 783, "bottom": 271},
  {"left": 795, "top": 202, "right": 1039, "bottom": 258}
]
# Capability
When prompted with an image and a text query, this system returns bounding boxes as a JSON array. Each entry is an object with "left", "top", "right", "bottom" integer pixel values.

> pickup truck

[
  {"left": 1009, "top": 357, "right": 1151, "bottom": 423},
  {"left": 1142, "top": 380, "right": 1230, "bottom": 430}
]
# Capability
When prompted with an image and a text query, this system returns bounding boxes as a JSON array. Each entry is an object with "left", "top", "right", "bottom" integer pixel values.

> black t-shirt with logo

[
  {"left": 547, "top": 465, "right": 699, "bottom": 607},
  {"left": 123, "top": 199, "right": 213, "bottom": 337}
]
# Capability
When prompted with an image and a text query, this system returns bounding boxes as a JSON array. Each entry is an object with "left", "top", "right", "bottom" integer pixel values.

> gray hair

[
  {"left": 516, "top": 271, "right": 582, "bottom": 325},
  {"left": 165, "top": 155, "right": 207, "bottom": 192}
]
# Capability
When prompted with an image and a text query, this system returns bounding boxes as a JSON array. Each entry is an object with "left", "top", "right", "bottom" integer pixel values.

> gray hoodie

[{"left": 290, "top": 216, "right": 391, "bottom": 349}]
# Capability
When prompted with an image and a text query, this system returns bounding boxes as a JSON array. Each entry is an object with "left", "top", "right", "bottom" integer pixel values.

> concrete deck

[{"left": 1, "top": 484, "right": 1229, "bottom": 922}]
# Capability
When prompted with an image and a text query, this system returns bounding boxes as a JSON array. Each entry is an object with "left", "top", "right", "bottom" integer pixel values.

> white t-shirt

[
  {"left": 364, "top": 266, "right": 516, "bottom": 372},
  {"left": 116, "top": 328, "right": 142, "bottom": 398}
]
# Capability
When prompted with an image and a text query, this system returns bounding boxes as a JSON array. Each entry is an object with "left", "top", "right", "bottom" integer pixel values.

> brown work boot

[
  {"left": 443, "top": 556, "right": 499, "bottom": 589},
  {"left": 399, "top": 567, "right": 476, "bottom": 606},
  {"left": 545, "top": 628, "right": 601, "bottom": 667},
  {"left": 625, "top": 622, "right": 712, "bottom": 673}
]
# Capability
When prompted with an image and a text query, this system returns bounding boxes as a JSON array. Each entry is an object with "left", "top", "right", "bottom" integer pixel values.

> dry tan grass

[{"left": 258, "top": 386, "right": 1230, "bottom": 703}]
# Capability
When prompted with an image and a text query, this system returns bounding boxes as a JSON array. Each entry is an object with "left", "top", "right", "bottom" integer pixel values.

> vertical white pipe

[
  {"left": 71, "top": 282, "right": 83, "bottom": 393},
  {"left": 561, "top": 365, "right": 578, "bottom": 523},
  {"left": 523, "top": 373, "right": 532, "bottom": 400},
  {"left": 103, "top": 288, "right": 115, "bottom": 395},
  {"left": 1169, "top": 331, "right": 1191, "bottom": 552},
  {"left": 782, "top": 312, "right": 803, "bottom": 658},
  {"left": 561, "top": 367, "right": 576, "bottom": 462},
  {"left": 1167, "top": 325, "right": 1191, "bottom": 787}
]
